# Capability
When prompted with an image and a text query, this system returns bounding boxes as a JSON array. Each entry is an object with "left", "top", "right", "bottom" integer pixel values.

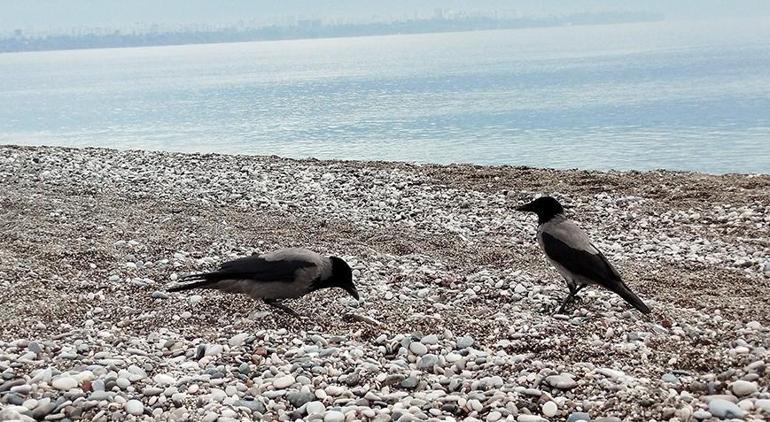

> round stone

[
  {"left": 401, "top": 376, "right": 419, "bottom": 389},
  {"left": 692, "top": 410, "right": 711, "bottom": 420},
  {"left": 409, "top": 342, "right": 428, "bottom": 356},
  {"left": 456, "top": 336, "right": 474, "bottom": 349},
  {"left": 126, "top": 399, "right": 144, "bottom": 416},
  {"left": 542, "top": 401, "right": 558, "bottom": 417},
  {"left": 287, "top": 391, "right": 315, "bottom": 408},
  {"left": 272, "top": 375, "right": 295, "bottom": 389},
  {"left": 546, "top": 374, "right": 577, "bottom": 389},
  {"left": 731, "top": 380, "right": 758, "bottom": 397},
  {"left": 324, "top": 410, "right": 344, "bottom": 422},
  {"left": 566, "top": 412, "right": 592, "bottom": 422},
  {"left": 517, "top": 416, "right": 545, "bottom": 422},
  {"left": 756, "top": 399, "right": 770, "bottom": 412},
  {"left": 51, "top": 376, "right": 78, "bottom": 390},
  {"left": 420, "top": 335, "right": 439, "bottom": 345},
  {"left": 306, "top": 401, "right": 325, "bottom": 415},
  {"left": 153, "top": 374, "right": 175, "bottom": 386},
  {"left": 467, "top": 399, "right": 482, "bottom": 412},
  {"left": 417, "top": 354, "right": 439, "bottom": 369},
  {"left": 708, "top": 399, "right": 744, "bottom": 419},
  {"left": 487, "top": 411, "right": 502, "bottom": 422},
  {"left": 210, "top": 388, "right": 226, "bottom": 402},
  {"left": 229, "top": 333, "right": 249, "bottom": 347},
  {"left": 151, "top": 291, "right": 169, "bottom": 299}
]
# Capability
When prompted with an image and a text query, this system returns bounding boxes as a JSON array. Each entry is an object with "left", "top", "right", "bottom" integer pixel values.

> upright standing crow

[
  {"left": 516, "top": 196, "right": 650, "bottom": 314},
  {"left": 168, "top": 248, "right": 358, "bottom": 317}
]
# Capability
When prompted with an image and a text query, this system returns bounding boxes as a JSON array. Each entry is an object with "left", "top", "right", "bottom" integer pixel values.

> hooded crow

[
  {"left": 516, "top": 196, "right": 650, "bottom": 314},
  {"left": 168, "top": 248, "right": 358, "bottom": 317}
]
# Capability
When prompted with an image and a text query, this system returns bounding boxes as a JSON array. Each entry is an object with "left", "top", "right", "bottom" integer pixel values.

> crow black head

[
  {"left": 328, "top": 256, "right": 358, "bottom": 301},
  {"left": 516, "top": 196, "right": 565, "bottom": 224}
]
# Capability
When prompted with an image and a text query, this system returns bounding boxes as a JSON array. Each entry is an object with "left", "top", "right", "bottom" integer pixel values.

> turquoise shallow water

[{"left": 1, "top": 19, "right": 769, "bottom": 173}]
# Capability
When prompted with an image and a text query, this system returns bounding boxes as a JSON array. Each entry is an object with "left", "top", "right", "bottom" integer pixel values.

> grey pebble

[
  {"left": 401, "top": 376, "right": 419, "bottom": 389},
  {"left": 287, "top": 391, "right": 315, "bottom": 408},
  {"left": 566, "top": 412, "right": 591, "bottom": 422}
]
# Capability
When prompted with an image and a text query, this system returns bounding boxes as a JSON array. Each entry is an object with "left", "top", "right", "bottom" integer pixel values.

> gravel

[{"left": 0, "top": 145, "right": 769, "bottom": 420}]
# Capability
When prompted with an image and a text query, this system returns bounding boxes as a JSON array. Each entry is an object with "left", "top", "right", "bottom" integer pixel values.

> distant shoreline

[
  {"left": 1, "top": 142, "right": 767, "bottom": 177},
  {"left": 0, "top": 12, "right": 662, "bottom": 54}
]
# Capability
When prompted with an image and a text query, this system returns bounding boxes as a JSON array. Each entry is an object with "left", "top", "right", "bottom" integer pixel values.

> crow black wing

[
  {"left": 541, "top": 232, "right": 650, "bottom": 313},
  {"left": 215, "top": 255, "right": 317, "bottom": 282},
  {"left": 541, "top": 232, "right": 620, "bottom": 284}
]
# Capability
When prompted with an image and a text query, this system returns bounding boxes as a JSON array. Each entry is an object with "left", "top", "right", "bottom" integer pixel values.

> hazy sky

[{"left": 2, "top": 0, "right": 770, "bottom": 30}]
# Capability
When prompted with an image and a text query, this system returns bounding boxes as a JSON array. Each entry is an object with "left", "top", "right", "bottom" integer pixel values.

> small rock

[
  {"left": 546, "top": 374, "right": 577, "bottom": 389},
  {"left": 287, "top": 391, "right": 315, "bottom": 408},
  {"left": 153, "top": 374, "right": 176, "bottom": 386},
  {"left": 210, "top": 388, "right": 226, "bottom": 402},
  {"left": 417, "top": 354, "right": 439, "bottom": 369},
  {"left": 456, "top": 336, "right": 474, "bottom": 349},
  {"left": 51, "top": 377, "right": 78, "bottom": 391},
  {"left": 661, "top": 373, "right": 678, "bottom": 384},
  {"left": 272, "top": 375, "right": 295, "bottom": 389},
  {"left": 0, "top": 379, "right": 25, "bottom": 393},
  {"left": 409, "top": 342, "right": 428, "bottom": 356},
  {"left": 116, "top": 378, "right": 131, "bottom": 389},
  {"left": 324, "top": 410, "right": 345, "bottom": 422},
  {"left": 125, "top": 400, "right": 144, "bottom": 416},
  {"left": 566, "top": 412, "right": 592, "bottom": 422},
  {"left": 421, "top": 335, "right": 439, "bottom": 345},
  {"left": 305, "top": 401, "right": 325, "bottom": 415},
  {"left": 151, "top": 291, "right": 169, "bottom": 299},
  {"left": 756, "top": 399, "right": 770, "bottom": 412},
  {"left": 517, "top": 416, "right": 545, "bottom": 422},
  {"left": 708, "top": 399, "right": 744, "bottom": 419},
  {"left": 28, "top": 342, "right": 43, "bottom": 354},
  {"left": 401, "top": 376, "right": 418, "bottom": 389},
  {"left": 229, "top": 333, "right": 249, "bottom": 347},
  {"left": 487, "top": 411, "right": 502, "bottom": 422},
  {"left": 204, "top": 344, "right": 223, "bottom": 356},
  {"left": 692, "top": 410, "right": 711, "bottom": 420},
  {"left": 5, "top": 393, "right": 23, "bottom": 405},
  {"left": 33, "top": 399, "right": 56, "bottom": 419},
  {"left": 542, "top": 401, "right": 558, "bottom": 417},
  {"left": 237, "top": 398, "right": 266, "bottom": 413},
  {"left": 730, "top": 380, "right": 757, "bottom": 397}
]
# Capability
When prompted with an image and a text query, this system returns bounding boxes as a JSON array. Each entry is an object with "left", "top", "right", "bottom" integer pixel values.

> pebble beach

[{"left": 0, "top": 144, "right": 769, "bottom": 421}]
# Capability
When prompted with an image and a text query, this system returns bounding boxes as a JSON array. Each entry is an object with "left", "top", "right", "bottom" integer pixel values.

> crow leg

[
  {"left": 263, "top": 299, "right": 301, "bottom": 319},
  {"left": 572, "top": 284, "right": 587, "bottom": 302},
  {"left": 555, "top": 283, "right": 585, "bottom": 314},
  {"left": 555, "top": 293, "right": 575, "bottom": 314}
]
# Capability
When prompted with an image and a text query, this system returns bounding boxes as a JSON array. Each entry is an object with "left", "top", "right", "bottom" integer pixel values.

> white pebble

[
  {"left": 542, "top": 401, "right": 558, "bottom": 417},
  {"left": 306, "top": 401, "right": 325, "bottom": 415},
  {"left": 731, "top": 380, "right": 758, "bottom": 396},
  {"left": 153, "top": 374, "right": 176, "bottom": 386},
  {"left": 273, "top": 374, "right": 295, "bottom": 389},
  {"left": 409, "top": 342, "right": 428, "bottom": 356},
  {"left": 324, "top": 410, "right": 344, "bottom": 422},
  {"left": 51, "top": 376, "right": 78, "bottom": 390},
  {"left": 126, "top": 399, "right": 144, "bottom": 416}
]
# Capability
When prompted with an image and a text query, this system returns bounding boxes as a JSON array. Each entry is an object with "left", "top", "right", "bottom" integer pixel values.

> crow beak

[
  {"left": 346, "top": 287, "right": 360, "bottom": 301},
  {"left": 516, "top": 203, "right": 533, "bottom": 212}
]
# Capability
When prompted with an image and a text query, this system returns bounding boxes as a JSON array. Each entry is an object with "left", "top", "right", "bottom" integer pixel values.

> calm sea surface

[{"left": 1, "top": 19, "right": 769, "bottom": 173}]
